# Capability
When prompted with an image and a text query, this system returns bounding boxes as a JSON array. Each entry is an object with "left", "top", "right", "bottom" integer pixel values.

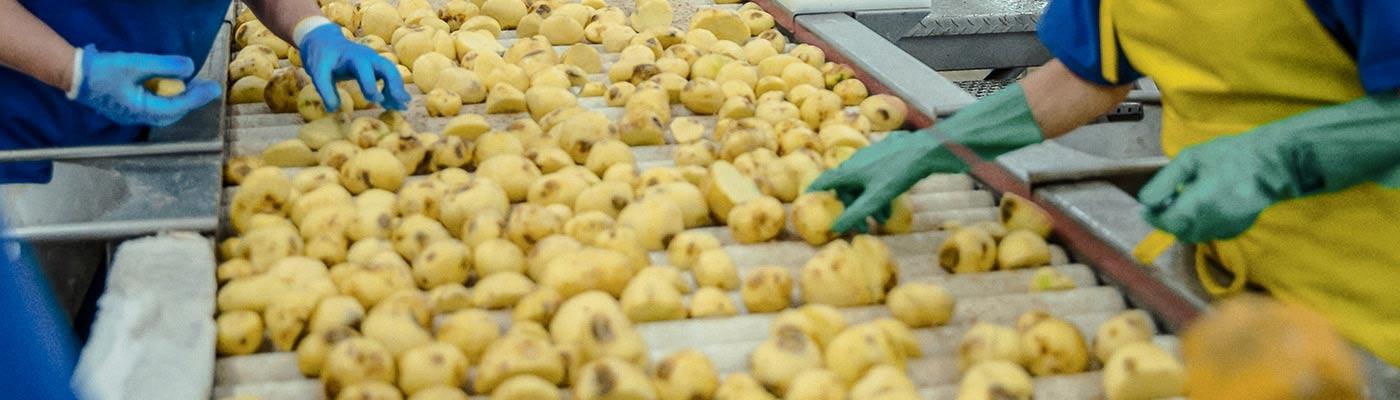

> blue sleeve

[
  {"left": 1036, "top": 0, "right": 1142, "bottom": 86},
  {"left": 1307, "top": 0, "right": 1400, "bottom": 93}
]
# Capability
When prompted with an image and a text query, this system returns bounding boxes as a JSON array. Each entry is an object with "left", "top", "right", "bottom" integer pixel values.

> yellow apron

[{"left": 1102, "top": 0, "right": 1400, "bottom": 365}]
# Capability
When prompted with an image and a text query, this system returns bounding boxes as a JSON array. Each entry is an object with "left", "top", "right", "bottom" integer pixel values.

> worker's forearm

[
  {"left": 1023, "top": 60, "right": 1133, "bottom": 138},
  {"left": 0, "top": 0, "right": 76, "bottom": 91},
  {"left": 243, "top": 0, "right": 325, "bottom": 45}
]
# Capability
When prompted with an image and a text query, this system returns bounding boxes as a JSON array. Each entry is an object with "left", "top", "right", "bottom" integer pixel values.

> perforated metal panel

[{"left": 955, "top": 79, "right": 1017, "bottom": 98}]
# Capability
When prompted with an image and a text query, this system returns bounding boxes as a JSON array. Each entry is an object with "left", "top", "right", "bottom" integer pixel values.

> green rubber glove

[
  {"left": 1139, "top": 93, "right": 1400, "bottom": 243},
  {"left": 807, "top": 83, "right": 1044, "bottom": 233}
]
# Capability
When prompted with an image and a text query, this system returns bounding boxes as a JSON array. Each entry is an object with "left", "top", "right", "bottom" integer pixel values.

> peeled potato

[
  {"left": 216, "top": 310, "right": 264, "bottom": 356},
  {"left": 1093, "top": 311, "right": 1155, "bottom": 364},
  {"left": 955, "top": 361, "right": 1034, "bottom": 400},
  {"left": 958, "top": 322, "right": 1023, "bottom": 372},
  {"left": 740, "top": 266, "right": 792, "bottom": 313},
  {"left": 939, "top": 226, "right": 998, "bottom": 274},
  {"left": 688, "top": 287, "right": 737, "bottom": 318},
  {"left": 859, "top": 94, "right": 908, "bottom": 132},
  {"left": 1098, "top": 342, "right": 1185, "bottom": 400},
  {"left": 886, "top": 282, "right": 954, "bottom": 328}
]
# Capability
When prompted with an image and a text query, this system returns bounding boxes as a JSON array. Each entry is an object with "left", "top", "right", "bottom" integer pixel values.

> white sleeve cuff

[
  {"left": 293, "top": 16, "right": 335, "bottom": 48},
  {"left": 66, "top": 47, "right": 84, "bottom": 100}
]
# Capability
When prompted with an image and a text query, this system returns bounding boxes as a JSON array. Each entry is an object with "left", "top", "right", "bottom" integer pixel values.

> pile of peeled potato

[{"left": 216, "top": 0, "right": 1187, "bottom": 399}]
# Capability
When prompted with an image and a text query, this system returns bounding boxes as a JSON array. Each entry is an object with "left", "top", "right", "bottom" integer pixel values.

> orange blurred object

[{"left": 1182, "top": 294, "right": 1363, "bottom": 400}]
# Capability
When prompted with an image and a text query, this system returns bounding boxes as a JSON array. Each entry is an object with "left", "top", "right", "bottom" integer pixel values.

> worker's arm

[
  {"left": 242, "top": 0, "right": 410, "bottom": 111},
  {"left": 1024, "top": 60, "right": 1133, "bottom": 138},
  {"left": 0, "top": 0, "right": 76, "bottom": 90},
  {"left": 240, "top": 0, "right": 322, "bottom": 43},
  {"left": 808, "top": 59, "right": 1131, "bottom": 232},
  {"left": 1140, "top": 93, "right": 1400, "bottom": 243},
  {"left": 0, "top": 0, "right": 219, "bottom": 126}
]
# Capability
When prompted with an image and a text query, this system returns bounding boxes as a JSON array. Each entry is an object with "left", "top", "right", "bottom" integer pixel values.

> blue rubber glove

[
  {"left": 1139, "top": 94, "right": 1400, "bottom": 243},
  {"left": 298, "top": 22, "right": 410, "bottom": 111},
  {"left": 71, "top": 44, "right": 221, "bottom": 127},
  {"left": 808, "top": 84, "right": 1044, "bottom": 233}
]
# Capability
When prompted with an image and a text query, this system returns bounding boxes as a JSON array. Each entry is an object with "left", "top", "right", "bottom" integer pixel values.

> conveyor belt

[{"left": 211, "top": 1, "right": 1188, "bottom": 399}]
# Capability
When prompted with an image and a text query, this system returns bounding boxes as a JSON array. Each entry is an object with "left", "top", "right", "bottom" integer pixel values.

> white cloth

[{"left": 72, "top": 232, "right": 216, "bottom": 400}]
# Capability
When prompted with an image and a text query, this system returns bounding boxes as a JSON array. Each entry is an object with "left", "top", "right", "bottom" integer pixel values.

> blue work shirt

[{"left": 0, "top": 0, "right": 232, "bottom": 183}]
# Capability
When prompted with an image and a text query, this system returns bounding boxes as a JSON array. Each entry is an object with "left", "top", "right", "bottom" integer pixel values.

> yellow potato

[
  {"left": 485, "top": 83, "right": 528, "bottom": 114},
  {"left": 264, "top": 291, "right": 321, "bottom": 351},
  {"left": 939, "top": 226, "right": 998, "bottom": 274},
  {"left": 397, "top": 342, "right": 469, "bottom": 395},
  {"left": 340, "top": 147, "right": 407, "bottom": 193},
  {"left": 540, "top": 248, "right": 634, "bottom": 298},
  {"left": 335, "top": 381, "right": 402, "bottom": 400},
  {"left": 481, "top": 0, "right": 527, "bottom": 28},
  {"left": 1102, "top": 343, "right": 1186, "bottom": 400},
  {"left": 859, "top": 94, "right": 908, "bottom": 132},
  {"left": 436, "top": 309, "right": 501, "bottom": 363},
  {"left": 740, "top": 266, "right": 792, "bottom": 313},
  {"left": 322, "top": 338, "right": 397, "bottom": 397},
  {"left": 474, "top": 154, "right": 541, "bottom": 202},
  {"left": 784, "top": 369, "right": 845, "bottom": 400},
  {"left": 703, "top": 161, "right": 763, "bottom": 223},
  {"left": 472, "top": 271, "right": 536, "bottom": 309},
  {"left": 651, "top": 350, "right": 719, "bottom": 400},
  {"left": 427, "top": 283, "right": 473, "bottom": 314},
  {"left": 297, "top": 325, "right": 359, "bottom": 377},
  {"left": 885, "top": 282, "right": 955, "bottom": 328},
  {"left": 999, "top": 193, "right": 1054, "bottom": 238},
  {"left": 490, "top": 375, "right": 561, "bottom": 400},
  {"left": 616, "top": 197, "right": 685, "bottom": 250},
  {"left": 297, "top": 85, "right": 353, "bottom": 122},
  {"left": 751, "top": 323, "right": 823, "bottom": 395},
  {"left": 714, "top": 373, "right": 774, "bottom": 400},
  {"left": 690, "top": 9, "right": 748, "bottom": 43},
  {"left": 1019, "top": 314, "right": 1089, "bottom": 376},
  {"left": 850, "top": 365, "right": 920, "bottom": 400},
  {"left": 619, "top": 272, "right": 687, "bottom": 322},
  {"left": 823, "top": 322, "right": 904, "bottom": 385},
  {"left": 591, "top": 226, "right": 650, "bottom": 273},
  {"left": 958, "top": 322, "right": 1023, "bottom": 372},
  {"left": 727, "top": 196, "right": 785, "bottom": 243},
  {"left": 473, "top": 238, "right": 526, "bottom": 277},
  {"left": 512, "top": 286, "right": 563, "bottom": 325},
  {"left": 997, "top": 229, "right": 1052, "bottom": 270},
  {"left": 410, "top": 239, "right": 469, "bottom": 289},
  {"left": 688, "top": 287, "right": 737, "bottom": 318},
  {"left": 573, "top": 357, "right": 658, "bottom": 400},
  {"left": 361, "top": 312, "right": 432, "bottom": 359},
  {"left": 693, "top": 248, "right": 739, "bottom": 290},
  {"left": 955, "top": 361, "right": 1033, "bottom": 400},
  {"left": 215, "top": 310, "right": 263, "bottom": 356}
]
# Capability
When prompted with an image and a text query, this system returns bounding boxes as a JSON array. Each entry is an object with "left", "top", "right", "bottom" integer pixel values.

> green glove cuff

[
  {"left": 926, "top": 83, "right": 1045, "bottom": 162},
  {"left": 1257, "top": 93, "right": 1400, "bottom": 196}
]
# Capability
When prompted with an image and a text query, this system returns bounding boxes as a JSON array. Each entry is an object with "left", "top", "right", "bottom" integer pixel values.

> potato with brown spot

[
  {"left": 397, "top": 342, "right": 469, "bottom": 395},
  {"left": 322, "top": 337, "right": 397, "bottom": 398},
  {"left": 215, "top": 310, "right": 263, "bottom": 356},
  {"left": 573, "top": 357, "right": 657, "bottom": 400},
  {"left": 653, "top": 349, "right": 719, "bottom": 400},
  {"left": 473, "top": 322, "right": 566, "bottom": 393},
  {"left": 688, "top": 287, "right": 737, "bottom": 318},
  {"left": 955, "top": 361, "right": 1033, "bottom": 400},
  {"left": 741, "top": 266, "right": 792, "bottom": 313},
  {"left": 751, "top": 324, "right": 824, "bottom": 395},
  {"left": 436, "top": 309, "right": 501, "bottom": 363},
  {"left": 958, "top": 322, "right": 1024, "bottom": 372},
  {"left": 694, "top": 248, "right": 739, "bottom": 290}
]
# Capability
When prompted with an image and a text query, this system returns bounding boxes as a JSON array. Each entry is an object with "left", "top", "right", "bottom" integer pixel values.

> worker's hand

[
  {"left": 1138, "top": 134, "right": 1290, "bottom": 243},
  {"left": 298, "top": 22, "right": 410, "bottom": 112},
  {"left": 808, "top": 83, "right": 1046, "bottom": 234},
  {"left": 70, "top": 45, "right": 221, "bottom": 127},
  {"left": 808, "top": 131, "right": 952, "bottom": 233}
]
